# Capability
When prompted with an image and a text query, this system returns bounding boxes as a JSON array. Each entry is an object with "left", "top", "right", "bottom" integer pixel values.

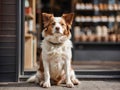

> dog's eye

[
  {"left": 61, "top": 23, "right": 65, "bottom": 26},
  {"left": 52, "top": 22, "right": 55, "bottom": 26}
]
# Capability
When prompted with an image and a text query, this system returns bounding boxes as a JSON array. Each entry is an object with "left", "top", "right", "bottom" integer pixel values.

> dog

[{"left": 27, "top": 13, "right": 80, "bottom": 88}]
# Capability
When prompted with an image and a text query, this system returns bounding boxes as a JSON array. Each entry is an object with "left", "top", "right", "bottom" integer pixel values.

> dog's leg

[
  {"left": 65, "top": 60, "right": 74, "bottom": 88},
  {"left": 42, "top": 60, "right": 51, "bottom": 88},
  {"left": 70, "top": 70, "right": 80, "bottom": 85}
]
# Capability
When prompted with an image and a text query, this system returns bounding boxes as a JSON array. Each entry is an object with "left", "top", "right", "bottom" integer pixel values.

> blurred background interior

[{"left": 24, "top": 0, "right": 120, "bottom": 71}]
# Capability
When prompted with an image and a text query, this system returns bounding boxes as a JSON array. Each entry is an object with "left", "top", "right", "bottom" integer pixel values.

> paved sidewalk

[{"left": 0, "top": 80, "right": 120, "bottom": 90}]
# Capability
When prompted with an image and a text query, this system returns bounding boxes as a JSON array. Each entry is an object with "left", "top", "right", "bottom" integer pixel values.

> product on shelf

[
  {"left": 109, "top": 34, "right": 116, "bottom": 42},
  {"left": 96, "top": 26, "right": 102, "bottom": 42},
  {"left": 74, "top": 26, "right": 81, "bottom": 42},
  {"left": 86, "top": 16, "right": 92, "bottom": 22},
  {"left": 113, "top": 4, "right": 118, "bottom": 10},
  {"left": 80, "top": 34, "right": 88, "bottom": 42},
  {"left": 95, "top": 36, "right": 102, "bottom": 42},
  {"left": 75, "top": 2, "right": 120, "bottom": 11},
  {"left": 28, "top": 20, "right": 33, "bottom": 31},
  {"left": 75, "top": 16, "right": 81, "bottom": 22},
  {"left": 104, "top": 4, "right": 108, "bottom": 10},
  {"left": 102, "top": 36, "right": 109, "bottom": 42},
  {"left": 101, "top": 16, "right": 108, "bottom": 22},
  {"left": 75, "top": 16, "right": 119, "bottom": 22},
  {"left": 25, "top": 21, "right": 28, "bottom": 34},
  {"left": 102, "top": 26, "right": 108, "bottom": 36},
  {"left": 25, "top": 0, "right": 32, "bottom": 15},
  {"left": 116, "top": 15, "right": 120, "bottom": 22},
  {"left": 76, "top": 3, "right": 81, "bottom": 10},
  {"left": 85, "top": 3, "right": 93, "bottom": 10},
  {"left": 99, "top": 3, "right": 104, "bottom": 10},
  {"left": 117, "top": 35, "right": 120, "bottom": 42},
  {"left": 108, "top": 16, "right": 115, "bottom": 22},
  {"left": 92, "top": 16, "right": 100, "bottom": 22},
  {"left": 102, "top": 26, "right": 109, "bottom": 42},
  {"left": 118, "top": 4, "right": 120, "bottom": 10},
  {"left": 94, "top": 4, "right": 99, "bottom": 11},
  {"left": 87, "top": 35, "right": 96, "bottom": 42},
  {"left": 108, "top": 4, "right": 114, "bottom": 10},
  {"left": 81, "top": 16, "right": 86, "bottom": 22},
  {"left": 85, "top": 28, "right": 92, "bottom": 36},
  {"left": 80, "top": 3, "right": 85, "bottom": 10},
  {"left": 96, "top": 26, "right": 102, "bottom": 36}
]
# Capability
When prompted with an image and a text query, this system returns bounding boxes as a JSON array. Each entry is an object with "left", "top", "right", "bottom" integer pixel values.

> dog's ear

[
  {"left": 42, "top": 13, "right": 54, "bottom": 27},
  {"left": 62, "top": 13, "right": 74, "bottom": 25}
]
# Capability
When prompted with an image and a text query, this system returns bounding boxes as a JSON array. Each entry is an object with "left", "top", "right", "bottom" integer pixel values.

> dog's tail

[
  {"left": 27, "top": 74, "right": 37, "bottom": 83},
  {"left": 27, "top": 71, "right": 41, "bottom": 83}
]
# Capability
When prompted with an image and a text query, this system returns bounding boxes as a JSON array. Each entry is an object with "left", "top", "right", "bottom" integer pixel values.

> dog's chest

[
  {"left": 47, "top": 45, "right": 69, "bottom": 77},
  {"left": 49, "top": 58, "right": 64, "bottom": 78},
  {"left": 41, "top": 40, "right": 72, "bottom": 79},
  {"left": 48, "top": 46, "right": 65, "bottom": 70},
  {"left": 47, "top": 44, "right": 70, "bottom": 61}
]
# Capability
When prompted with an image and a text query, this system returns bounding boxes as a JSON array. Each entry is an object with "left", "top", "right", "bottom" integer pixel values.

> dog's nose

[{"left": 55, "top": 27, "right": 60, "bottom": 31}]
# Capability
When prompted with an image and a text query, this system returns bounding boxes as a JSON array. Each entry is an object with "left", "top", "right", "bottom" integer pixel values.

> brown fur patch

[
  {"left": 64, "top": 29, "right": 70, "bottom": 37},
  {"left": 62, "top": 13, "right": 74, "bottom": 37},
  {"left": 42, "top": 13, "right": 54, "bottom": 28},
  {"left": 62, "top": 13, "right": 74, "bottom": 26},
  {"left": 38, "top": 51, "right": 44, "bottom": 73},
  {"left": 59, "top": 19, "right": 71, "bottom": 37},
  {"left": 44, "top": 26, "right": 53, "bottom": 36},
  {"left": 43, "top": 17, "right": 56, "bottom": 36}
]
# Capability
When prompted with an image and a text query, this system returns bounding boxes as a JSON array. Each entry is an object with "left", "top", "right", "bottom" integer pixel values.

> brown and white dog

[{"left": 27, "top": 13, "right": 80, "bottom": 88}]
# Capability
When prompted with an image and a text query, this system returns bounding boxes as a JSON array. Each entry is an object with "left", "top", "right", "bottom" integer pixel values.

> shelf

[
  {"left": 24, "top": 0, "right": 37, "bottom": 70},
  {"left": 25, "top": 34, "right": 32, "bottom": 38},
  {"left": 75, "top": 9, "right": 119, "bottom": 12},
  {"left": 74, "top": 22, "right": 109, "bottom": 26},
  {"left": 71, "top": 0, "right": 120, "bottom": 67},
  {"left": 73, "top": 42, "right": 120, "bottom": 50},
  {"left": 74, "top": 42, "right": 120, "bottom": 45},
  {"left": 75, "top": 21, "right": 116, "bottom": 23},
  {"left": 74, "top": 17, "right": 119, "bottom": 23},
  {"left": 25, "top": 14, "right": 34, "bottom": 20}
]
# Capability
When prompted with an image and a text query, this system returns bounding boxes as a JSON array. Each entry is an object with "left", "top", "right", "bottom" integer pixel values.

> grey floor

[{"left": 0, "top": 80, "right": 120, "bottom": 90}]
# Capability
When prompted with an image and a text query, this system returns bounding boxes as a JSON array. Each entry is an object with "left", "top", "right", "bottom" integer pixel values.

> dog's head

[{"left": 42, "top": 13, "right": 74, "bottom": 43}]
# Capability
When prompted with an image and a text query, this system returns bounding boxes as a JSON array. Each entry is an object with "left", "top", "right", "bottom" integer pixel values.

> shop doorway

[{"left": 21, "top": 0, "right": 120, "bottom": 79}]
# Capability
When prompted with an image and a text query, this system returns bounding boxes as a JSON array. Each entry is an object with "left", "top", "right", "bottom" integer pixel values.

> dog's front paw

[
  {"left": 43, "top": 81, "right": 51, "bottom": 88},
  {"left": 66, "top": 82, "right": 74, "bottom": 88},
  {"left": 39, "top": 81, "right": 44, "bottom": 86},
  {"left": 72, "top": 79, "right": 81, "bottom": 85}
]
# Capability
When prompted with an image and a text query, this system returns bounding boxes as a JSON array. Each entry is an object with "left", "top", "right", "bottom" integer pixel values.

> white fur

[
  {"left": 27, "top": 71, "right": 42, "bottom": 83},
  {"left": 41, "top": 36, "right": 73, "bottom": 87},
  {"left": 40, "top": 33, "right": 80, "bottom": 87},
  {"left": 53, "top": 17, "right": 64, "bottom": 34}
]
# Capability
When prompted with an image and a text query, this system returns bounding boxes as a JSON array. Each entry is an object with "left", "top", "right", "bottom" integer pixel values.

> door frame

[
  {"left": 16, "top": 0, "right": 25, "bottom": 79},
  {"left": 18, "top": 0, "right": 36, "bottom": 80}
]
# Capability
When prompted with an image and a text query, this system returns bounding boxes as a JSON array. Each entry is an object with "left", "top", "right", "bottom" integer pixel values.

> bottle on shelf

[
  {"left": 74, "top": 26, "right": 81, "bottom": 42},
  {"left": 102, "top": 26, "right": 109, "bottom": 42},
  {"left": 96, "top": 26, "right": 102, "bottom": 42}
]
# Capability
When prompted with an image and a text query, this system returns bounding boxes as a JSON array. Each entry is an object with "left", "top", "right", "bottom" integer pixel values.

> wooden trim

[{"left": 24, "top": 0, "right": 37, "bottom": 70}]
